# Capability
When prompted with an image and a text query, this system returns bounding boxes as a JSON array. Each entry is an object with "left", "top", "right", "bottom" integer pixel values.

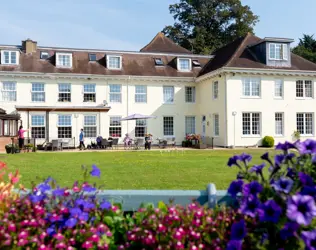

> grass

[{"left": 0, "top": 149, "right": 273, "bottom": 190}]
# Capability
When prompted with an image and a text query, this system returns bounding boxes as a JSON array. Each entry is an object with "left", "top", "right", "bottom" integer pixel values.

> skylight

[
  {"left": 154, "top": 58, "right": 164, "bottom": 66},
  {"left": 40, "top": 51, "right": 49, "bottom": 60},
  {"left": 192, "top": 60, "right": 201, "bottom": 67},
  {"left": 89, "top": 53, "right": 97, "bottom": 62}
]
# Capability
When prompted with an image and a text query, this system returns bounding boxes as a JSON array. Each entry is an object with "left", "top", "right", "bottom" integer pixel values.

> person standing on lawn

[
  {"left": 79, "top": 129, "right": 85, "bottom": 150},
  {"left": 18, "top": 125, "right": 29, "bottom": 150}
]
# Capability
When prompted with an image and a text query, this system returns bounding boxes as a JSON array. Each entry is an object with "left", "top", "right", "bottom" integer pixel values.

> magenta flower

[
  {"left": 287, "top": 194, "right": 316, "bottom": 226},
  {"left": 82, "top": 241, "right": 93, "bottom": 249}
]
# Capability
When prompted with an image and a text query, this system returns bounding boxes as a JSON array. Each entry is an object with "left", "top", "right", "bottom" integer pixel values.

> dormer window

[
  {"left": 1, "top": 50, "right": 19, "bottom": 65},
  {"left": 177, "top": 58, "right": 191, "bottom": 72},
  {"left": 269, "top": 43, "right": 288, "bottom": 60},
  {"left": 56, "top": 53, "right": 72, "bottom": 68},
  {"left": 89, "top": 53, "right": 97, "bottom": 62},
  {"left": 40, "top": 52, "right": 49, "bottom": 60},
  {"left": 107, "top": 55, "right": 122, "bottom": 70},
  {"left": 192, "top": 60, "right": 201, "bottom": 67},
  {"left": 154, "top": 58, "right": 164, "bottom": 66}
]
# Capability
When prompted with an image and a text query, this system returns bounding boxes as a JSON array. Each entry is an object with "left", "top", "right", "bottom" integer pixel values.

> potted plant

[
  {"left": 293, "top": 130, "right": 300, "bottom": 141},
  {"left": 5, "top": 144, "right": 19, "bottom": 154}
]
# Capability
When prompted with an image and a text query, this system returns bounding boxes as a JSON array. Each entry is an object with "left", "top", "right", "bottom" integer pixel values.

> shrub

[{"left": 262, "top": 135, "right": 274, "bottom": 147}]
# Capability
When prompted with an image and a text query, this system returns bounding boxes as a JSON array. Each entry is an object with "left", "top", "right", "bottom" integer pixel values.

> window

[
  {"left": 40, "top": 52, "right": 49, "bottom": 60},
  {"left": 31, "top": 115, "right": 45, "bottom": 139},
  {"left": 109, "top": 117, "right": 121, "bottom": 137},
  {"left": 1, "top": 81, "right": 16, "bottom": 101},
  {"left": 297, "top": 113, "right": 313, "bottom": 135},
  {"left": 135, "top": 119, "right": 147, "bottom": 137},
  {"left": 269, "top": 43, "right": 288, "bottom": 60},
  {"left": 213, "top": 114, "right": 219, "bottom": 136},
  {"left": 242, "top": 113, "right": 260, "bottom": 135},
  {"left": 107, "top": 55, "right": 121, "bottom": 70},
  {"left": 31, "top": 83, "right": 45, "bottom": 102},
  {"left": 89, "top": 53, "right": 97, "bottom": 61},
  {"left": 213, "top": 81, "right": 219, "bottom": 99},
  {"left": 177, "top": 58, "right": 191, "bottom": 71},
  {"left": 135, "top": 85, "right": 147, "bottom": 103},
  {"left": 83, "top": 84, "right": 96, "bottom": 102},
  {"left": 192, "top": 60, "right": 201, "bottom": 67},
  {"left": 1, "top": 50, "right": 18, "bottom": 65},
  {"left": 109, "top": 84, "right": 122, "bottom": 103},
  {"left": 163, "top": 86, "right": 174, "bottom": 104},
  {"left": 84, "top": 115, "right": 97, "bottom": 138},
  {"left": 163, "top": 116, "right": 174, "bottom": 136},
  {"left": 185, "top": 116, "right": 195, "bottom": 135},
  {"left": 57, "top": 115, "right": 72, "bottom": 138},
  {"left": 56, "top": 53, "right": 72, "bottom": 68},
  {"left": 242, "top": 78, "right": 260, "bottom": 97},
  {"left": 275, "top": 113, "right": 284, "bottom": 136},
  {"left": 296, "top": 80, "right": 313, "bottom": 98},
  {"left": 185, "top": 87, "right": 195, "bottom": 103},
  {"left": 154, "top": 58, "right": 164, "bottom": 66},
  {"left": 274, "top": 79, "right": 283, "bottom": 98},
  {"left": 58, "top": 83, "right": 71, "bottom": 102},
  {"left": 0, "top": 120, "right": 17, "bottom": 136}
]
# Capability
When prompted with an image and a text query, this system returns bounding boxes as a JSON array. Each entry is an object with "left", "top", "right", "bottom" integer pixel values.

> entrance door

[{"left": 201, "top": 115, "right": 206, "bottom": 143}]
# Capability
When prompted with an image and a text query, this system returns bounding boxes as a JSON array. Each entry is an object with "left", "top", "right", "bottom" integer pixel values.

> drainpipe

[
  {"left": 27, "top": 111, "right": 29, "bottom": 138},
  {"left": 127, "top": 76, "right": 130, "bottom": 132},
  {"left": 224, "top": 74, "right": 228, "bottom": 147}
]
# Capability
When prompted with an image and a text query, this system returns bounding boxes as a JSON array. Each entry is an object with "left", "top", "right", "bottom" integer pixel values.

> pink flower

[
  {"left": 157, "top": 224, "right": 166, "bottom": 232},
  {"left": 21, "top": 220, "right": 30, "bottom": 227},
  {"left": 89, "top": 234, "right": 99, "bottom": 243},
  {"left": 82, "top": 241, "right": 93, "bottom": 249},
  {"left": 39, "top": 244, "right": 51, "bottom": 250},
  {"left": 69, "top": 238, "right": 75, "bottom": 245},
  {"left": 105, "top": 231, "right": 112, "bottom": 237},
  {"left": 174, "top": 231, "right": 183, "bottom": 240},
  {"left": 0, "top": 161, "right": 7, "bottom": 170},
  {"left": 17, "top": 238, "right": 28, "bottom": 246},
  {"left": 111, "top": 205, "right": 118, "bottom": 212},
  {"left": 40, "top": 232, "right": 47, "bottom": 240},
  {"left": 175, "top": 241, "right": 184, "bottom": 249},
  {"left": 18, "top": 230, "right": 28, "bottom": 239},
  {"left": 8, "top": 170, "right": 19, "bottom": 184},
  {"left": 8, "top": 223, "right": 16, "bottom": 232},
  {"left": 72, "top": 186, "right": 80, "bottom": 192},
  {"left": 56, "top": 242, "right": 66, "bottom": 249},
  {"left": 54, "top": 233, "right": 64, "bottom": 241}
]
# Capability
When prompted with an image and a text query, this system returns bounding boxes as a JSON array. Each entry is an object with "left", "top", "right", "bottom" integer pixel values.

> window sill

[
  {"left": 31, "top": 101, "right": 45, "bottom": 103},
  {"left": 241, "top": 135, "right": 261, "bottom": 138},
  {"left": 109, "top": 102, "right": 122, "bottom": 104},
  {"left": 300, "top": 134, "right": 314, "bottom": 137},
  {"left": 163, "top": 135, "right": 175, "bottom": 138},
  {"left": 185, "top": 102, "right": 196, "bottom": 104},
  {"left": 213, "top": 135, "right": 220, "bottom": 138},
  {"left": 163, "top": 103, "right": 175, "bottom": 105},
  {"left": 273, "top": 97, "right": 283, "bottom": 100},
  {"left": 274, "top": 135, "right": 284, "bottom": 138},
  {"left": 56, "top": 66, "right": 72, "bottom": 69},
  {"left": 107, "top": 68, "right": 122, "bottom": 71},
  {"left": 134, "top": 102, "right": 147, "bottom": 104},
  {"left": 295, "top": 97, "right": 314, "bottom": 100},
  {"left": 241, "top": 96, "right": 261, "bottom": 99}
]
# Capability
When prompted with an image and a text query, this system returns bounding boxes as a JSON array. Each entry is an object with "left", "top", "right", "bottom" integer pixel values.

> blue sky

[{"left": 0, "top": 0, "right": 315, "bottom": 51}]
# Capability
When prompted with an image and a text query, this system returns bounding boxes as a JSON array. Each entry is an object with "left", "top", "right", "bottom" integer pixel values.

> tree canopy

[
  {"left": 162, "top": 0, "right": 259, "bottom": 54},
  {"left": 292, "top": 34, "right": 316, "bottom": 63}
]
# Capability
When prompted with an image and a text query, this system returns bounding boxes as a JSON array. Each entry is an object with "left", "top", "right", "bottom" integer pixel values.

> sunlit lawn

[{"left": 0, "top": 149, "right": 273, "bottom": 190}]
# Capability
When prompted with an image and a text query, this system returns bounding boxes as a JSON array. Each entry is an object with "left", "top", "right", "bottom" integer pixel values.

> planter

[
  {"left": 5, "top": 147, "right": 12, "bottom": 154},
  {"left": 196, "top": 144, "right": 207, "bottom": 149}
]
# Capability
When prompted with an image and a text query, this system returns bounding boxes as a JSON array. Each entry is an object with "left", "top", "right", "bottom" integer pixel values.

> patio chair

[
  {"left": 157, "top": 138, "right": 167, "bottom": 149},
  {"left": 135, "top": 138, "right": 144, "bottom": 150},
  {"left": 60, "top": 138, "right": 72, "bottom": 150},
  {"left": 166, "top": 137, "right": 176, "bottom": 148},
  {"left": 51, "top": 139, "right": 62, "bottom": 151},
  {"left": 111, "top": 138, "right": 119, "bottom": 150},
  {"left": 101, "top": 139, "right": 109, "bottom": 149}
]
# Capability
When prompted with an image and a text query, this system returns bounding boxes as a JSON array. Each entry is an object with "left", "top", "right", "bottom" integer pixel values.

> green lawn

[{"left": 0, "top": 149, "right": 272, "bottom": 190}]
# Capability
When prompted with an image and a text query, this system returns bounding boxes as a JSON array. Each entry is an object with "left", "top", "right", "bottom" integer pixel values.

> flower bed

[{"left": 1, "top": 139, "right": 316, "bottom": 249}]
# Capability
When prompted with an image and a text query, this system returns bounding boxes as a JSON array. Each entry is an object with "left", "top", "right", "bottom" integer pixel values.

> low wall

[{"left": 18, "top": 183, "right": 235, "bottom": 211}]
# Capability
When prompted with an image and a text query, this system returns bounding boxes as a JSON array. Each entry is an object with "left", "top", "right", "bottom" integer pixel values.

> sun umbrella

[{"left": 120, "top": 113, "right": 157, "bottom": 121}]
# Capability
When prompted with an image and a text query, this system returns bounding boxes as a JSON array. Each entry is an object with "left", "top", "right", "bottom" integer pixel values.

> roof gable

[{"left": 140, "top": 32, "right": 192, "bottom": 54}]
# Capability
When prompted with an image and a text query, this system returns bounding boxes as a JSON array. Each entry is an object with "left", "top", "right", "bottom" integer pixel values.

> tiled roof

[{"left": 140, "top": 32, "right": 192, "bottom": 54}]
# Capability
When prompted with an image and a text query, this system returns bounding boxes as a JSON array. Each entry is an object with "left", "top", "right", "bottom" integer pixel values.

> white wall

[{"left": 226, "top": 74, "right": 316, "bottom": 147}]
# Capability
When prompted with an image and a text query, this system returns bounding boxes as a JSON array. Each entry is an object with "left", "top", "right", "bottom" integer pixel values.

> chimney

[{"left": 22, "top": 38, "right": 37, "bottom": 54}]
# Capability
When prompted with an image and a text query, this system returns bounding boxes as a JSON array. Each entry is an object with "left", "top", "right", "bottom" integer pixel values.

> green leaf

[{"left": 158, "top": 201, "right": 167, "bottom": 211}]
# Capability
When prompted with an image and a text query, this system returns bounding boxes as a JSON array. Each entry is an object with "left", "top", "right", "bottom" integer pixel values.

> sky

[{"left": 0, "top": 0, "right": 315, "bottom": 51}]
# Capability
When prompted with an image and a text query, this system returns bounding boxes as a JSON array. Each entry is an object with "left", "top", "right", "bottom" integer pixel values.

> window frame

[
  {"left": 296, "top": 80, "right": 313, "bottom": 99},
  {"left": 213, "top": 114, "right": 219, "bottom": 136},
  {"left": 106, "top": 55, "right": 122, "bottom": 70},
  {"left": 135, "top": 119, "right": 147, "bottom": 137},
  {"left": 1, "top": 81, "right": 17, "bottom": 102},
  {"left": 135, "top": 85, "right": 147, "bottom": 103},
  {"left": 163, "top": 86, "right": 175, "bottom": 104},
  {"left": 31, "top": 82, "right": 45, "bottom": 102},
  {"left": 177, "top": 58, "right": 192, "bottom": 72},
  {"left": 163, "top": 116, "right": 174, "bottom": 137},
  {"left": 269, "top": 43, "right": 288, "bottom": 61},
  {"left": 83, "top": 115, "right": 97, "bottom": 138},
  {"left": 185, "top": 86, "right": 196, "bottom": 103},
  {"left": 83, "top": 84, "right": 96, "bottom": 102},
  {"left": 1, "top": 50, "right": 19, "bottom": 65},
  {"left": 185, "top": 116, "right": 196, "bottom": 135},
  {"left": 109, "top": 116, "right": 122, "bottom": 138},
  {"left": 242, "top": 77, "right": 261, "bottom": 98},
  {"left": 213, "top": 81, "right": 219, "bottom": 99},
  {"left": 57, "top": 114, "right": 72, "bottom": 139},
  {"left": 109, "top": 84, "right": 122, "bottom": 103},
  {"left": 296, "top": 113, "right": 314, "bottom": 136},
  {"left": 89, "top": 53, "right": 97, "bottom": 62},
  {"left": 56, "top": 52, "right": 72, "bottom": 68},
  {"left": 242, "top": 112, "right": 261, "bottom": 136},
  {"left": 274, "top": 79, "right": 283, "bottom": 98},
  {"left": 275, "top": 112, "right": 284, "bottom": 136},
  {"left": 30, "top": 114, "right": 46, "bottom": 139},
  {"left": 40, "top": 51, "right": 49, "bottom": 60},
  {"left": 58, "top": 83, "right": 71, "bottom": 102}
]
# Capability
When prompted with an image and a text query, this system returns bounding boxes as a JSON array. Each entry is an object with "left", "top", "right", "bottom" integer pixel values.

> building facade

[{"left": 1, "top": 32, "right": 316, "bottom": 149}]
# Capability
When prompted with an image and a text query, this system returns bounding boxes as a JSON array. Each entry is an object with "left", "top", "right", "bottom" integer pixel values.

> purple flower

[
  {"left": 300, "top": 186, "right": 316, "bottom": 198},
  {"left": 228, "top": 180, "right": 244, "bottom": 197},
  {"left": 301, "top": 230, "right": 316, "bottom": 250},
  {"left": 47, "top": 226, "right": 56, "bottom": 236},
  {"left": 82, "top": 185, "right": 97, "bottom": 192},
  {"left": 243, "top": 181, "right": 263, "bottom": 197},
  {"left": 29, "top": 193, "right": 46, "bottom": 203},
  {"left": 271, "top": 177, "right": 294, "bottom": 194},
  {"left": 296, "top": 139, "right": 316, "bottom": 155},
  {"left": 37, "top": 182, "right": 51, "bottom": 193},
  {"left": 65, "top": 218, "right": 77, "bottom": 228},
  {"left": 90, "top": 165, "right": 101, "bottom": 178},
  {"left": 258, "top": 200, "right": 282, "bottom": 223},
  {"left": 79, "top": 212, "right": 89, "bottom": 221},
  {"left": 312, "top": 154, "right": 316, "bottom": 165},
  {"left": 287, "top": 168, "right": 296, "bottom": 179},
  {"left": 275, "top": 141, "right": 296, "bottom": 152},
  {"left": 279, "top": 222, "right": 299, "bottom": 240},
  {"left": 226, "top": 240, "right": 242, "bottom": 250},
  {"left": 52, "top": 187, "right": 65, "bottom": 196},
  {"left": 230, "top": 219, "right": 247, "bottom": 241},
  {"left": 100, "top": 200, "right": 111, "bottom": 210},
  {"left": 249, "top": 163, "right": 265, "bottom": 175},
  {"left": 240, "top": 196, "right": 260, "bottom": 218},
  {"left": 287, "top": 194, "right": 316, "bottom": 226},
  {"left": 286, "top": 153, "right": 296, "bottom": 161},
  {"left": 70, "top": 208, "right": 82, "bottom": 217},
  {"left": 299, "top": 172, "right": 314, "bottom": 187},
  {"left": 239, "top": 153, "right": 252, "bottom": 164},
  {"left": 228, "top": 155, "right": 241, "bottom": 167},
  {"left": 274, "top": 154, "right": 285, "bottom": 167}
]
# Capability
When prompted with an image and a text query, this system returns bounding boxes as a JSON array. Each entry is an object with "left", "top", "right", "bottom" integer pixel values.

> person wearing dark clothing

[
  {"left": 96, "top": 135, "right": 103, "bottom": 148},
  {"left": 79, "top": 129, "right": 85, "bottom": 150},
  {"left": 144, "top": 134, "right": 153, "bottom": 150}
]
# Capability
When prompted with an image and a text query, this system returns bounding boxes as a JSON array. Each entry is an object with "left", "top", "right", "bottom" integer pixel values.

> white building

[{"left": 0, "top": 32, "right": 316, "bottom": 150}]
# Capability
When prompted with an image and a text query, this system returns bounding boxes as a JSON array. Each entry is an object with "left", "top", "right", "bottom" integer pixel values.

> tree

[
  {"left": 162, "top": 0, "right": 259, "bottom": 54},
  {"left": 292, "top": 34, "right": 316, "bottom": 63}
]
